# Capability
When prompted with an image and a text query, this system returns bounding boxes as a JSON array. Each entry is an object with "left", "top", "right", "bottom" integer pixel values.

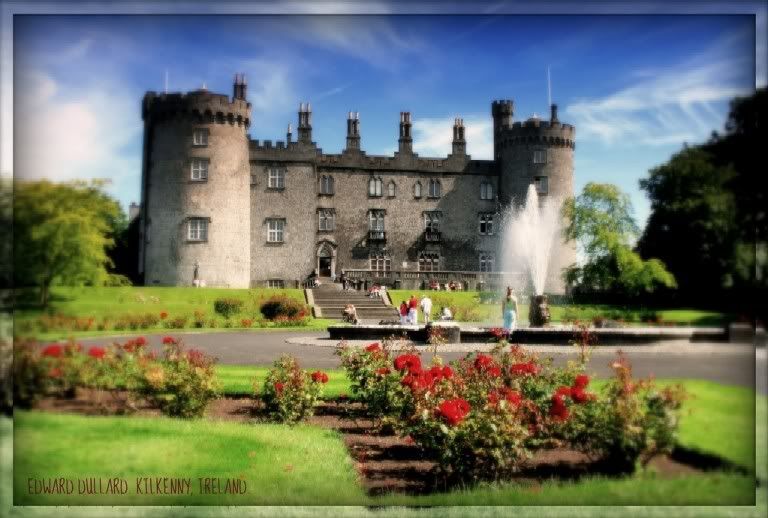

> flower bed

[
  {"left": 336, "top": 338, "right": 686, "bottom": 482},
  {"left": 13, "top": 336, "right": 220, "bottom": 418}
]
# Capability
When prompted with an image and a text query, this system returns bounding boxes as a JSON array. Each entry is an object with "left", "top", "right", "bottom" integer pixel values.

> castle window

[
  {"left": 318, "top": 209, "right": 335, "bottom": 231},
  {"left": 413, "top": 181, "right": 422, "bottom": 198},
  {"left": 370, "top": 252, "right": 391, "bottom": 273},
  {"left": 480, "top": 182, "right": 494, "bottom": 200},
  {"left": 320, "top": 175, "right": 335, "bottom": 195},
  {"left": 368, "top": 177, "right": 383, "bottom": 197},
  {"left": 418, "top": 252, "right": 440, "bottom": 272},
  {"left": 190, "top": 158, "right": 209, "bottom": 181},
  {"left": 533, "top": 149, "right": 547, "bottom": 164},
  {"left": 267, "top": 218, "right": 285, "bottom": 243},
  {"left": 368, "top": 210, "right": 385, "bottom": 231},
  {"left": 187, "top": 218, "right": 208, "bottom": 241},
  {"left": 479, "top": 213, "right": 494, "bottom": 235},
  {"left": 428, "top": 179, "right": 441, "bottom": 198},
  {"left": 423, "top": 211, "right": 440, "bottom": 232},
  {"left": 534, "top": 176, "right": 549, "bottom": 195},
  {"left": 387, "top": 181, "right": 396, "bottom": 198},
  {"left": 479, "top": 253, "right": 495, "bottom": 272},
  {"left": 266, "top": 279, "right": 285, "bottom": 289},
  {"left": 192, "top": 129, "right": 209, "bottom": 147},
  {"left": 268, "top": 167, "right": 285, "bottom": 189}
]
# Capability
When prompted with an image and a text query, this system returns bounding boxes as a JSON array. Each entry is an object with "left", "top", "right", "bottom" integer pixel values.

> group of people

[
  {"left": 398, "top": 294, "right": 453, "bottom": 325},
  {"left": 427, "top": 280, "right": 463, "bottom": 291},
  {"left": 367, "top": 283, "right": 386, "bottom": 298}
]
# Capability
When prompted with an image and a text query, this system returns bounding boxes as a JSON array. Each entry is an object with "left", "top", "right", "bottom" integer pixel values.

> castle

[{"left": 138, "top": 75, "right": 575, "bottom": 292}]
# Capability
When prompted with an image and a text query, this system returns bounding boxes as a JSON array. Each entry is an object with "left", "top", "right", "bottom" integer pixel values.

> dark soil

[{"left": 31, "top": 391, "right": 716, "bottom": 496}]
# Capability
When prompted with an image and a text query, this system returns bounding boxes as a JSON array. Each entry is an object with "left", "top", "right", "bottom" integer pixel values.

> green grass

[
  {"left": 217, "top": 365, "right": 351, "bottom": 398},
  {"left": 13, "top": 286, "right": 337, "bottom": 339},
  {"left": 389, "top": 289, "right": 727, "bottom": 326},
  {"left": 10, "top": 378, "right": 764, "bottom": 507},
  {"left": 13, "top": 411, "right": 366, "bottom": 506}
]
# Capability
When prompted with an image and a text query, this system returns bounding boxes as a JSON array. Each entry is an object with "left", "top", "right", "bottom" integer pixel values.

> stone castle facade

[{"left": 138, "top": 75, "right": 576, "bottom": 292}]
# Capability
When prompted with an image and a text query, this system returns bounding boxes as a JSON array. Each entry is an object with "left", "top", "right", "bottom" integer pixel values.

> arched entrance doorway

[{"left": 316, "top": 241, "right": 336, "bottom": 279}]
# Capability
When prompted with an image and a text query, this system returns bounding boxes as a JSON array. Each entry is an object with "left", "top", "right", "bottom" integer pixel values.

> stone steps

[{"left": 309, "top": 284, "right": 398, "bottom": 321}]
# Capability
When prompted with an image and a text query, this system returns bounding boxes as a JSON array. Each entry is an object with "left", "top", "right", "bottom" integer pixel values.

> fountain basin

[{"left": 328, "top": 324, "right": 727, "bottom": 345}]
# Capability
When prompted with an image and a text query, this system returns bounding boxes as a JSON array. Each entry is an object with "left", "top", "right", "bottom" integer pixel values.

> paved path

[{"left": 77, "top": 330, "right": 766, "bottom": 394}]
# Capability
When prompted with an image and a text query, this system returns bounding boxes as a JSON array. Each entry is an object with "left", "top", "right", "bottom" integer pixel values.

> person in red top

[
  {"left": 400, "top": 301, "right": 409, "bottom": 325},
  {"left": 408, "top": 295, "right": 419, "bottom": 324}
]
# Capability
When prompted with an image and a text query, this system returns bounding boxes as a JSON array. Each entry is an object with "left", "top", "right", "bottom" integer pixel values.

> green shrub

[
  {"left": 12, "top": 340, "right": 49, "bottom": 409},
  {"left": 165, "top": 315, "right": 188, "bottom": 329},
  {"left": 213, "top": 298, "right": 244, "bottom": 318},
  {"left": 140, "top": 337, "right": 220, "bottom": 418},
  {"left": 260, "top": 295, "right": 308, "bottom": 320},
  {"left": 259, "top": 355, "right": 327, "bottom": 423}
]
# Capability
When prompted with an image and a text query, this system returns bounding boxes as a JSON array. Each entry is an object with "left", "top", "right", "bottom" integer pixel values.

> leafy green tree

[
  {"left": 637, "top": 147, "right": 737, "bottom": 301},
  {"left": 13, "top": 180, "right": 121, "bottom": 305},
  {"left": 563, "top": 182, "right": 676, "bottom": 297}
]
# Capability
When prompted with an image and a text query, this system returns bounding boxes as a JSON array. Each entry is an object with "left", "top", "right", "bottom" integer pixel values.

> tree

[
  {"left": 637, "top": 147, "right": 737, "bottom": 302},
  {"left": 13, "top": 180, "right": 121, "bottom": 305},
  {"left": 563, "top": 182, "right": 676, "bottom": 298},
  {"left": 638, "top": 88, "right": 766, "bottom": 312}
]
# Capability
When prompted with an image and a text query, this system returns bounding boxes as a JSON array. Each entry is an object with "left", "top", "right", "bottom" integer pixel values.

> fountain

[{"left": 500, "top": 184, "right": 563, "bottom": 327}]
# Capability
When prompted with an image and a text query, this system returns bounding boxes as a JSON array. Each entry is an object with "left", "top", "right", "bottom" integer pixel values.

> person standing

[
  {"left": 420, "top": 294, "right": 433, "bottom": 324},
  {"left": 400, "top": 300, "right": 409, "bottom": 325},
  {"left": 408, "top": 294, "right": 418, "bottom": 324},
  {"left": 502, "top": 286, "right": 519, "bottom": 333}
]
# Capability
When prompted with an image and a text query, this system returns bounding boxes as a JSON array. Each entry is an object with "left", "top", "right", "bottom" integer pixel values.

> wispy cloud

[
  {"left": 411, "top": 116, "right": 493, "bottom": 160},
  {"left": 565, "top": 33, "right": 753, "bottom": 146}
]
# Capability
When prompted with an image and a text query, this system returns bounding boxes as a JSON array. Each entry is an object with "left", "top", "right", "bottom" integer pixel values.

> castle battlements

[{"left": 142, "top": 90, "right": 251, "bottom": 127}]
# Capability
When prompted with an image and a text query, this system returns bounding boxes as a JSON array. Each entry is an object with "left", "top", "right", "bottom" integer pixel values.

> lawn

[
  {"left": 13, "top": 286, "right": 335, "bottom": 339},
  {"left": 389, "top": 289, "right": 727, "bottom": 326},
  {"left": 217, "top": 365, "right": 351, "bottom": 398}
]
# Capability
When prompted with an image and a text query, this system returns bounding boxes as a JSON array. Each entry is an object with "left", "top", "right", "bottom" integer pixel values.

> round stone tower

[
  {"left": 493, "top": 102, "right": 576, "bottom": 294},
  {"left": 139, "top": 78, "right": 252, "bottom": 287}
]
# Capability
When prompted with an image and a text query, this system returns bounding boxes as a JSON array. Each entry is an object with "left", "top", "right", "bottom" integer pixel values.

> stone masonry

[{"left": 139, "top": 75, "right": 576, "bottom": 293}]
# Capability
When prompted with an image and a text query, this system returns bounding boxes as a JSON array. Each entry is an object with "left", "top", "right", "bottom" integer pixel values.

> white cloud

[
  {"left": 14, "top": 69, "right": 141, "bottom": 205},
  {"left": 412, "top": 116, "right": 493, "bottom": 160}
]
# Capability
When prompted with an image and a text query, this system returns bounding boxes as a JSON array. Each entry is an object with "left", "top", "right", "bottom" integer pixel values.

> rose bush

[
  {"left": 336, "top": 339, "right": 686, "bottom": 481},
  {"left": 259, "top": 355, "right": 328, "bottom": 423}
]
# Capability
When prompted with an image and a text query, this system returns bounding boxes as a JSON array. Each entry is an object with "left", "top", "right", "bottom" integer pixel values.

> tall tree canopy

[
  {"left": 563, "top": 182, "right": 676, "bottom": 298},
  {"left": 13, "top": 180, "right": 122, "bottom": 305},
  {"left": 638, "top": 87, "right": 766, "bottom": 312}
]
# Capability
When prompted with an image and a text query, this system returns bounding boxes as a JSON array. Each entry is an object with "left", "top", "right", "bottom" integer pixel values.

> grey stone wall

[{"left": 142, "top": 91, "right": 251, "bottom": 287}]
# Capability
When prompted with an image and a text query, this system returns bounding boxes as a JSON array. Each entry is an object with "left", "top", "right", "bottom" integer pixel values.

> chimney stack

[
  {"left": 398, "top": 111, "right": 413, "bottom": 155},
  {"left": 233, "top": 73, "right": 247, "bottom": 100},
  {"left": 452, "top": 117, "right": 466, "bottom": 156},
  {"left": 298, "top": 102, "right": 312, "bottom": 144},
  {"left": 345, "top": 111, "right": 361, "bottom": 152}
]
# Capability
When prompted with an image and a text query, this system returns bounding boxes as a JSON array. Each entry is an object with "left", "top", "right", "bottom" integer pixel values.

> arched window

[
  {"left": 368, "top": 177, "right": 382, "bottom": 197},
  {"left": 480, "top": 182, "right": 494, "bottom": 200},
  {"left": 320, "top": 175, "right": 335, "bottom": 195},
  {"left": 418, "top": 252, "right": 440, "bottom": 272},
  {"left": 413, "top": 181, "right": 422, "bottom": 198},
  {"left": 428, "top": 179, "right": 441, "bottom": 198},
  {"left": 479, "top": 253, "right": 495, "bottom": 272},
  {"left": 387, "top": 181, "right": 396, "bottom": 198}
]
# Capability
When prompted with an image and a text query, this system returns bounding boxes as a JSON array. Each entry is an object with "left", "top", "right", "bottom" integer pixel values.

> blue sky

[{"left": 9, "top": 12, "right": 761, "bottom": 227}]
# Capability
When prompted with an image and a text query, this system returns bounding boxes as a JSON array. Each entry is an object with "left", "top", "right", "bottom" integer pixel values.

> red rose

[
  {"left": 503, "top": 388, "right": 522, "bottom": 407},
  {"left": 135, "top": 336, "right": 147, "bottom": 346},
  {"left": 159, "top": 311, "right": 168, "bottom": 319},
  {"left": 487, "top": 366, "right": 502, "bottom": 378},
  {"left": 88, "top": 346, "right": 106, "bottom": 359},
  {"left": 162, "top": 336, "right": 175, "bottom": 345},
  {"left": 555, "top": 386, "right": 572, "bottom": 398},
  {"left": 394, "top": 354, "right": 422, "bottom": 374},
  {"left": 186, "top": 349, "right": 207, "bottom": 367},
  {"left": 365, "top": 343, "right": 381, "bottom": 353},
  {"left": 42, "top": 344, "right": 63, "bottom": 358},
  {"left": 438, "top": 398, "right": 471, "bottom": 426},
  {"left": 311, "top": 371, "right": 329, "bottom": 383},
  {"left": 571, "top": 387, "right": 594, "bottom": 404},
  {"left": 488, "top": 391, "right": 501, "bottom": 406},
  {"left": 401, "top": 371, "right": 434, "bottom": 391},
  {"left": 442, "top": 366, "right": 454, "bottom": 379},
  {"left": 474, "top": 354, "right": 494, "bottom": 370},
  {"left": 550, "top": 394, "right": 569, "bottom": 421},
  {"left": 510, "top": 361, "right": 539, "bottom": 376},
  {"left": 274, "top": 382, "right": 284, "bottom": 394},
  {"left": 574, "top": 374, "right": 590, "bottom": 389},
  {"left": 376, "top": 367, "right": 391, "bottom": 376}
]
